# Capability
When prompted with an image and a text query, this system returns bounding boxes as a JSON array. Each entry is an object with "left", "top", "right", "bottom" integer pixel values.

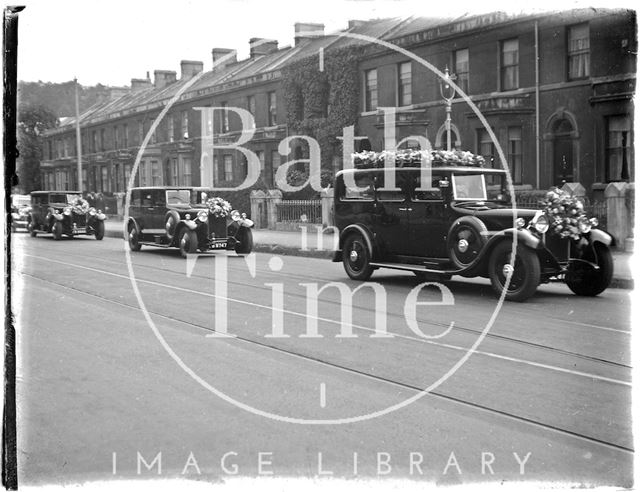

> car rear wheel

[
  {"left": 52, "top": 221, "right": 63, "bottom": 241},
  {"left": 128, "top": 223, "right": 142, "bottom": 251},
  {"left": 566, "top": 243, "right": 613, "bottom": 296},
  {"left": 342, "top": 233, "right": 373, "bottom": 281},
  {"left": 234, "top": 227, "right": 253, "bottom": 254},
  {"left": 488, "top": 241, "right": 540, "bottom": 302},
  {"left": 94, "top": 221, "right": 105, "bottom": 240},
  {"left": 179, "top": 228, "right": 197, "bottom": 258}
]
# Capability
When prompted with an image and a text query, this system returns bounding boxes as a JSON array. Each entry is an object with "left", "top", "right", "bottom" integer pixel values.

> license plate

[{"left": 210, "top": 240, "right": 227, "bottom": 250}]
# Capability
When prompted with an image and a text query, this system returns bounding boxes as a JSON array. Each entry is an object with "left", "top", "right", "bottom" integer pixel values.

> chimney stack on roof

[
  {"left": 180, "top": 60, "right": 204, "bottom": 79},
  {"left": 249, "top": 38, "right": 279, "bottom": 58},
  {"left": 153, "top": 70, "right": 177, "bottom": 89},
  {"left": 294, "top": 22, "right": 325, "bottom": 45},
  {"left": 211, "top": 48, "right": 237, "bottom": 70},
  {"left": 108, "top": 87, "right": 129, "bottom": 101},
  {"left": 131, "top": 77, "right": 153, "bottom": 92},
  {"left": 348, "top": 19, "right": 366, "bottom": 29}
]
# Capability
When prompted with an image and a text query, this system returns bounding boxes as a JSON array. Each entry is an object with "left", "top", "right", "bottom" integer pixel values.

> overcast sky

[{"left": 15, "top": 0, "right": 635, "bottom": 86}]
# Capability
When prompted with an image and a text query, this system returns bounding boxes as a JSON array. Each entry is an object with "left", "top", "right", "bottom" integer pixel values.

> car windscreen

[
  {"left": 12, "top": 196, "right": 30, "bottom": 207},
  {"left": 66, "top": 194, "right": 82, "bottom": 203},
  {"left": 452, "top": 174, "right": 487, "bottom": 201},
  {"left": 166, "top": 189, "right": 192, "bottom": 205}
]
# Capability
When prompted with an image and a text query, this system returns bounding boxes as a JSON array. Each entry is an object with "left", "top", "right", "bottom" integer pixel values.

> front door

[{"left": 554, "top": 137, "right": 574, "bottom": 185}]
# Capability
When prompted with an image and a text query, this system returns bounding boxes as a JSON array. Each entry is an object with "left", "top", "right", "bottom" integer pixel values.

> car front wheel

[
  {"left": 179, "top": 228, "right": 198, "bottom": 258},
  {"left": 488, "top": 241, "right": 540, "bottom": 302},
  {"left": 234, "top": 227, "right": 253, "bottom": 254},
  {"left": 52, "top": 221, "right": 63, "bottom": 241},
  {"left": 28, "top": 221, "right": 37, "bottom": 237},
  {"left": 342, "top": 233, "right": 374, "bottom": 281},
  {"left": 566, "top": 243, "right": 613, "bottom": 296},
  {"left": 94, "top": 221, "right": 105, "bottom": 240}
]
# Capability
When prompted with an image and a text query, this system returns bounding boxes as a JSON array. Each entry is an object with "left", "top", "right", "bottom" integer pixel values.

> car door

[
  {"left": 406, "top": 171, "right": 449, "bottom": 258},
  {"left": 148, "top": 189, "right": 167, "bottom": 232},
  {"left": 372, "top": 170, "right": 413, "bottom": 257}
]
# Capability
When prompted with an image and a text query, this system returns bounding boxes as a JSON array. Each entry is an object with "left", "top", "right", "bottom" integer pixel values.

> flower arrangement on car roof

[
  {"left": 70, "top": 197, "right": 90, "bottom": 214},
  {"left": 205, "top": 197, "right": 232, "bottom": 218},
  {"left": 352, "top": 149, "right": 485, "bottom": 169},
  {"left": 543, "top": 188, "right": 599, "bottom": 240}
]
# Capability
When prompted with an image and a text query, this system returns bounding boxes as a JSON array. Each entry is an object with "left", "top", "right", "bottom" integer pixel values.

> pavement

[{"left": 103, "top": 219, "right": 634, "bottom": 290}]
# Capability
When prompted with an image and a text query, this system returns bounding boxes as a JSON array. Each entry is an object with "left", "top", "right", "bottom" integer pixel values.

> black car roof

[{"left": 31, "top": 190, "right": 82, "bottom": 195}]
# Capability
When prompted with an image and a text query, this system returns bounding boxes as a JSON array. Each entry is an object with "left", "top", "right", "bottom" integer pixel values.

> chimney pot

[
  {"left": 211, "top": 48, "right": 237, "bottom": 70},
  {"left": 294, "top": 22, "right": 325, "bottom": 45},
  {"left": 348, "top": 20, "right": 366, "bottom": 29},
  {"left": 131, "top": 77, "right": 153, "bottom": 92},
  {"left": 180, "top": 60, "right": 204, "bottom": 79},
  {"left": 153, "top": 70, "right": 177, "bottom": 89},
  {"left": 249, "top": 38, "right": 279, "bottom": 57}
]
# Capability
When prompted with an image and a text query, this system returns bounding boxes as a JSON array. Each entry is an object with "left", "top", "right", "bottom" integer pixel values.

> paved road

[{"left": 11, "top": 233, "right": 633, "bottom": 487}]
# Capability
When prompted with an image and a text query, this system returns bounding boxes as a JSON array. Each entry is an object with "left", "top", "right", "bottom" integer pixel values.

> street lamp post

[{"left": 439, "top": 67, "right": 457, "bottom": 151}]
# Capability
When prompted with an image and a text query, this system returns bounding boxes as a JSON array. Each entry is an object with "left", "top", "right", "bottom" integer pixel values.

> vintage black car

[
  {"left": 27, "top": 191, "right": 106, "bottom": 240},
  {"left": 10, "top": 194, "right": 31, "bottom": 232},
  {"left": 126, "top": 187, "right": 254, "bottom": 257},
  {"left": 332, "top": 151, "right": 614, "bottom": 302}
]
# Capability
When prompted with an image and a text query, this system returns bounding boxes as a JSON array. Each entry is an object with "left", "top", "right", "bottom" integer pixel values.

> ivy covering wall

[{"left": 281, "top": 45, "right": 362, "bottom": 195}]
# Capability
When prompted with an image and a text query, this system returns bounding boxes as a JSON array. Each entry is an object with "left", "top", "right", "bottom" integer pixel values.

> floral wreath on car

[
  {"left": 543, "top": 188, "right": 599, "bottom": 240},
  {"left": 205, "top": 197, "right": 232, "bottom": 218},
  {"left": 352, "top": 149, "right": 485, "bottom": 168},
  {"left": 71, "top": 197, "right": 90, "bottom": 214}
]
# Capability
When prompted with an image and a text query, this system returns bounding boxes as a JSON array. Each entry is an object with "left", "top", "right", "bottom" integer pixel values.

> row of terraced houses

[{"left": 41, "top": 9, "right": 635, "bottom": 205}]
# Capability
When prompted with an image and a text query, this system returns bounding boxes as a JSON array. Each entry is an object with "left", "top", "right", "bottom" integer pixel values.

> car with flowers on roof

[
  {"left": 126, "top": 187, "right": 254, "bottom": 257},
  {"left": 27, "top": 191, "right": 106, "bottom": 240},
  {"left": 332, "top": 149, "right": 614, "bottom": 302},
  {"left": 10, "top": 194, "right": 31, "bottom": 232}
]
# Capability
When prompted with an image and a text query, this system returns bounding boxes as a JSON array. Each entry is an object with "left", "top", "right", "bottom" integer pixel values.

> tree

[{"left": 16, "top": 105, "right": 58, "bottom": 192}]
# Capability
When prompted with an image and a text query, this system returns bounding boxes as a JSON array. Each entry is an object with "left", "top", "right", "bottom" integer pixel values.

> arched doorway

[
  {"left": 552, "top": 118, "right": 575, "bottom": 185},
  {"left": 543, "top": 109, "right": 580, "bottom": 187}
]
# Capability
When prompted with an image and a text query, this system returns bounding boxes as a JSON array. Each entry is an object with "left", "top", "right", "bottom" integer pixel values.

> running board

[
  {"left": 140, "top": 241, "right": 172, "bottom": 248},
  {"left": 369, "top": 262, "right": 461, "bottom": 275}
]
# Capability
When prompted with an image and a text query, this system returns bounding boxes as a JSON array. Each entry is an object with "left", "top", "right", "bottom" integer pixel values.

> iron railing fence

[{"left": 276, "top": 199, "right": 322, "bottom": 223}]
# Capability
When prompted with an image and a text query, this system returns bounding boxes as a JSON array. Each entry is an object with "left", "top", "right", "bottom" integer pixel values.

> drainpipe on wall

[{"left": 535, "top": 20, "right": 541, "bottom": 189}]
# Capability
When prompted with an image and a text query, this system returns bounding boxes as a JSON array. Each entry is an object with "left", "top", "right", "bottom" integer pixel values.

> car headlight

[
  {"left": 533, "top": 213, "right": 549, "bottom": 234},
  {"left": 197, "top": 210, "right": 208, "bottom": 223},
  {"left": 230, "top": 210, "right": 241, "bottom": 221},
  {"left": 63, "top": 207, "right": 72, "bottom": 216},
  {"left": 515, "top": 217, "right": 526, "bottom": 229},
  {"left": 578, "top": 217, "right": 592, "bottom": 234},
  {"left": 88, "top": 207, "right": 97, "bottom": 216}
]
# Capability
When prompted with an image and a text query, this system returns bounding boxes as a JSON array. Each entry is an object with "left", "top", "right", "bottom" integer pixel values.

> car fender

[
  {"left": 126, "top": 218, "right": 142, "bottom": 236},
  {"left": 51, "top": 212, "right": 63, "bottom": 222},
  {"left": 589, "top": 228, "right": 614, "bottom": 247},
  {"left": 339, "top": 224, "right": 376, "bottom": 258},
  {"left": 485, "top": 228, "right": 541, "bottom": 250},
  {"left": 95, "top": 213, "right": 106, "bottom": 221},
  {"left": 238, "top": 218, "right": 254, "bottom": 228},
  {"left": 164, "top": 210, "right": 181, "bottom": 240}
]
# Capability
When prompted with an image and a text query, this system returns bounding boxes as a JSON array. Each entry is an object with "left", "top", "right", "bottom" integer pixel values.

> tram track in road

[
  {"left": 19, "top": 270, "right": 634, "bottom": 455},
  {"left": 16, "top": 243, "right": 632, "bottom": 374},
  {"left": 18, "top": 252, "right": 632, "bottom": 387}
]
